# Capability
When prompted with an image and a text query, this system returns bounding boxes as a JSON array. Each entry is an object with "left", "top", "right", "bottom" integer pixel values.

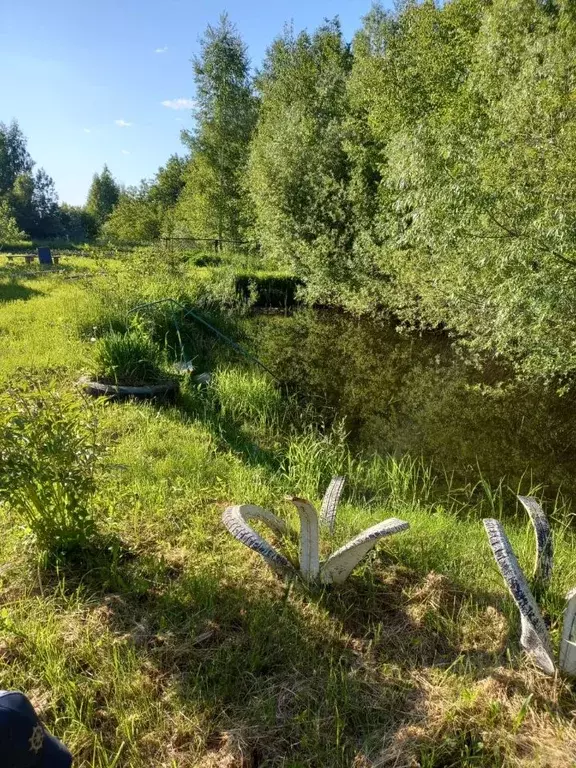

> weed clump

[
  {"left": 0, "top": 384, "right": 102, "bottom": 554},
  {"left": 92, "top": 326, "right": 167, "bottom": 386},
  {"left": 212, "top": 368, "right": 282, "bottom": 426}
]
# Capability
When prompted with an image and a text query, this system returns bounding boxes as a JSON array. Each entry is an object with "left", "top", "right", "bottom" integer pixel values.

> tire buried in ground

[{"left": 78, "top": 376, "right": 179, "bottom": 402}]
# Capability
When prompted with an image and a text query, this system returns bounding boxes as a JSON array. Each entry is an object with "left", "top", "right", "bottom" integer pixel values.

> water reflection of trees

[{"left": 248, "top": 310, "right": 576, "bottom": 499}]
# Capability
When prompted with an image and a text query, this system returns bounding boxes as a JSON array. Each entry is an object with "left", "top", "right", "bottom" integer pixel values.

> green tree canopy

[
  {"left": 59, "top": 204, "right": 97, "bottom": 242},
  {"left": 0, "top": 120, "right": 33, "bottom": 196},
  {"left": 0, "top": 120, "right": 60, "bottom": 239},
  {"left": 343, "top": 0, "right": 576, "bottom": 380},
  {"left": 9, "top": 168, "right": 60, "bottom": 239},
  {"left": 103, "top": 183, "right": 162, "bottom": 243},
  {"left": 149, "top": 155, "right": 186, "bottom": 211},
  {"left": 85, "top": 165, "right": 120, "bottom": 230},
  {"left": 176, "top": 13, "right": 257, "bottom": 241},
  {"left": 0, "top": 198, "right": 25, "bottom": 245},
  {"left": 248, "top": 19, "right": 353, "bottom": 295}
]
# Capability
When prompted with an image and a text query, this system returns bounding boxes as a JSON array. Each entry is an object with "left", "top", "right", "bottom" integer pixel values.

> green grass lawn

[{"left": 1, "top": 252, "right": 575, "bottom": 767}]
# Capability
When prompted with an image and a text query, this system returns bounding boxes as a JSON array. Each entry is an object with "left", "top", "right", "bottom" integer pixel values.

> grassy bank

[{"left": 1, "top": 252, "right": 575, "bottom": 767}]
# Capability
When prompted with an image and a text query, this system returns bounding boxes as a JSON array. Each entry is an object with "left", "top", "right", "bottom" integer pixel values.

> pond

[{"left": 243, "top": 309, "right": 576, "bottom": 504}]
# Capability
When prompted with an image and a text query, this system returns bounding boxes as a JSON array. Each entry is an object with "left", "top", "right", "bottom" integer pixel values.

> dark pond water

[{"left": 243, "top": 309, "right": 576, "bottom": 503}]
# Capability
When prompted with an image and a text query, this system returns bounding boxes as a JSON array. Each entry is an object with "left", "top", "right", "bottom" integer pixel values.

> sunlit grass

[
  {"left": 211, "top": 368, "right": 283, "bottom": 427},
  {"left": 91, "top": 327, "right": 168, "bottom": 385},
  {"left": 0, "top": 278, "right": 93, "bottom": 381},
  {"left": 0, "top": 259, "right": 575, "bottom": 767}
]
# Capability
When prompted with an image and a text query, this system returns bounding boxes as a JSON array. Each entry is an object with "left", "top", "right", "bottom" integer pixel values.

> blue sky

[{"left": 0, "top": 0, "right": 385, "bottom": 206}]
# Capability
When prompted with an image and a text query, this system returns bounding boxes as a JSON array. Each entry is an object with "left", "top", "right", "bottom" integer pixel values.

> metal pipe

[{"left": 128, "top": 298, "right": 281, "bottom": 383}]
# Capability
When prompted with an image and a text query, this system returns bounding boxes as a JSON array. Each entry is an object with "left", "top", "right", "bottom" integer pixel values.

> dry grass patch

[{"left": 376, "top": 667, "right": 576, "bottom": 768}]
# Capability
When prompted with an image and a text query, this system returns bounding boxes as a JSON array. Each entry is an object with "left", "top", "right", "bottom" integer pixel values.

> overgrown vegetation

[
  {"left": 4, "top": 1, "right": 576, "bottom": 762},
  {"left": 1, "top": 252, "right": 576, "bottom": 766},
  {"left": 0, "top": 384, "right": 101, "bottom": 553},
  {"left": 92, "top": 326, "right": 168, "bottom": 386},
  {"left": 246, "top": 0, "right": 576, "bottom": 383},
  {"left": 7, "top": 2, "right": 576, "bottom": 383}
]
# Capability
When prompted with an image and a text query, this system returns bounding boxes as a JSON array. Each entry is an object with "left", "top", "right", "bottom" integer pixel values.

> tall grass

[
  {"left": 92, "top": 327, "right": 167, "bottom": 385},
  {"left": 283, "top": 421, "right": 351, "bottom": 499},
  {"left": 0, "top": 384, "right": 101, "bottom": 554},
  {"left": 211, "top": 368, "right": 283, "bottom": 427},
  {"left": 2, "top": 253, "right": 576, "bottom": 766}
]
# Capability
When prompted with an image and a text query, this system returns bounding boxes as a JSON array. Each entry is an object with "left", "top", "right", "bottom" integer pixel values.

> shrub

[
  {"left": 93, "top": 327, "right": 167, "bottom": 385},
  {"left": 0, "top": 385, "right": 102, "bottom": 553}
]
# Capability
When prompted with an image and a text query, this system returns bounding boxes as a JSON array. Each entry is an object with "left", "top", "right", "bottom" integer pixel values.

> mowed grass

[
  {"left": 1, "top": 257, "right": 576, "bottom": 767},
  {"left": 0, "top": 254, "right": 115, "bottom": 380}
]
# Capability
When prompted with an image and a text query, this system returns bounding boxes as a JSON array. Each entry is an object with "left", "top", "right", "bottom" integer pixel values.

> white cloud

[
  {"left": 121, "top": 149, "right": 130, "bottom": 155},
  {"left": 115, "top": 119, "right": 132, "bottom": 128},
  {"left": 155, "top": 46, "right": 168, "bottom": 54},
  {"left": 83, "top": 128, "right": 91, "bottom": 133},
  {"left": 161, "top": 98, "right": 196, "bottom": 111}
]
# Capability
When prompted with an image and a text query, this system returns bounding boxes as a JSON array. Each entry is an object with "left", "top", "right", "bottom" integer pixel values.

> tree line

[
  {"left": 4, "top": 1, "right": 576, "bottom": 381},
  {"left": 0, "top": 134, "right": 186, "bottom": 245}
]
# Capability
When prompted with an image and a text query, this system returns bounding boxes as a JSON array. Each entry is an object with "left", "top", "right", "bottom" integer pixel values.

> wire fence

[
  {"left": 1, "top": 237, "right": 261, "bottom": 256},
  {"left": 161, "top": 237, "right": 260, "bottom": 254}
]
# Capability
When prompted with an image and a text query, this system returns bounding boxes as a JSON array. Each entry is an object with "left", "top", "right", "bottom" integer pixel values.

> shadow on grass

[
  {"left": 38, "top": 540, "right": 430, "bottom": 766},
  {"left": 0, "top": 280, "right": 45, "bottom": 303},
  {"left": 212, "top": 417, "right": 282, "bottom": 472},
  {"left": 0, "top": 262, "right": 79, "bottom": 281},
  {"left": 322, "top": 560, "right": 503, "bottom": 671},
  {"left": 34, "top": 533, "right": 576, "bottom": 766},
  {"left": 174, "top": 383, "right": 284, "bottom": 474}
]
